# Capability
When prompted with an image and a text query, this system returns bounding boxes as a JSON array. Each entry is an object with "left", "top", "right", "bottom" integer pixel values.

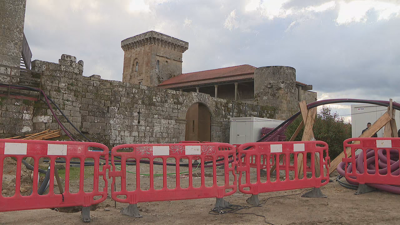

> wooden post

[
  {"left": 270, "top": 120, "right": 304, "bottom": 176},
  {"left": 290, "top": 121, "right": 304, "bottom": 141},
  {"left": 384, "top": 99, "right": 394, "bottom": 137},
  {"left": 297, "top": 107, "right": 318, "bottom": 178},
  {"left": 234, "top": 83, "right": 238, "bottom": 101},
  {"left": 214, "top": 85, "right": 218, "bottom": 98},
  {"left": 54, "top": 166, "right": 64, "bottom": 194},
  {"left": 391, "top": 108, "right": 398, "bottom": 137},
  {"left": 383, "top": 99, "right": 398, "bottom": 138}
]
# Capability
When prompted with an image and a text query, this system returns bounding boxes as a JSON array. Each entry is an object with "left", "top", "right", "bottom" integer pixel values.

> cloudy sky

[{"left": 24, "top": 0, "right": 400, "bottom": 122}]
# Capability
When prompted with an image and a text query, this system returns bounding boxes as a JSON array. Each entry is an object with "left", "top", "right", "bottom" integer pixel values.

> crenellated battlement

[{"left": 121, "top": 31, "right": 189, "bottom": 53}]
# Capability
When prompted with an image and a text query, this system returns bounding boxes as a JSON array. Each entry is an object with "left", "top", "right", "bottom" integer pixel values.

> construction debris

[{"left": 5, "top": 129, "right": 61, "bottom": 140}]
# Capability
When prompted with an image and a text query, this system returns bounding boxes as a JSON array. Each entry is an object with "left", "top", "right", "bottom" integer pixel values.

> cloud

[
  {"left": 245, "top": 0, "right": 260, "bottom": 12},
  {"left": 336, "top": 0, "right": 400, "bottom": 24},
  {"left": 260, "top": 0, "right": 292, "bottom": 19},
  {"left": 285, "top": 21, "right": 297, "bottom": 32},
  {"left": 183, "top": 18, "right": 192, "bottom": 27},
  {"left": 23, "top": 0, "right": 400, "bottom": 115},
  {"left": 305, "top": 1, "right": 336, "bottom": 13},
  {"left": 128, "top": 0, "right": 151, "bottom": 13},
  {"left": 224, "top": 10, "right": 239, "bottom": 30}
]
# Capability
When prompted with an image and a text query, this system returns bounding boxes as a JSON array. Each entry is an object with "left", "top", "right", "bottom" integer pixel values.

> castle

[
  {"left": 0, "top": 1, "right": 316, "bottom": 146},
  {"left": 120, "top": 30, "right": 316, "bottom": 119}
]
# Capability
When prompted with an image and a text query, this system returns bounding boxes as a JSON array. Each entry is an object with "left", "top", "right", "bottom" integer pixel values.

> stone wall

[
  {"left": 0, "top": 98, "right": 33, "bottom": 136},
  {"left": 254, "top": 66, "right": 299, "bottom": 120},
  {"left": 302, "top": 90, "right": 318, "bottom": 104},
  {"left": 1, "top": 54, "right": 276, "bottom": 148},
  {"left": 0, "top": 0, "right": 26, "bottom": 84}
]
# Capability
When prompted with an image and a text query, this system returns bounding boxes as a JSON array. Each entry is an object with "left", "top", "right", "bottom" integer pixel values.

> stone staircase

[{"left": 0, "top": 69, "right": 41, "bottom": 101}]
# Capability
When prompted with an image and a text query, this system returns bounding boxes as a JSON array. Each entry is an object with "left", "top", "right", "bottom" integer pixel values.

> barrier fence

[
  {"left": 342, "top": 138, "right": 400, "bottom": 187},
  {"left": 0, "top": 139, "right": 109, "bottom": 222},
  {"left": 109, "top": 142, "right": 237, "bottom": 217},
  {"left": 1, "top": 140, "right": 332, "bottom": 221},
  {"left": 237, "top": 141, "right": 330, "bottom": 205}
]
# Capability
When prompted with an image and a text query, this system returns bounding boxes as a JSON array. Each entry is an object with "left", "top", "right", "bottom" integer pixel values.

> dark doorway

[{"left": 185, "top": 103, "right": 211, "bottom": 142}]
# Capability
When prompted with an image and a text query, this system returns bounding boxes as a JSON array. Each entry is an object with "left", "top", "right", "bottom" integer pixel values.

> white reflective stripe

[
  {"left": 293, "top": 143, "right": 305, "bottom": 152},
  {"left": 153, "top": 146, "right": 170, "bottom": 156},
  {"left": 185, "top": 146, "right": 201, "bottom": 155},
  {"left": 270, "top": 144, "right": 282, "bottom": 153},
  {"left": 376, "top": 140, "right": 392, "bottom": 148},
  {"left": 5, "top": 143, "right": 27, "bottom": 155},
  {"left": 47, "top": 144, "right": 68, "bottom": 155}
]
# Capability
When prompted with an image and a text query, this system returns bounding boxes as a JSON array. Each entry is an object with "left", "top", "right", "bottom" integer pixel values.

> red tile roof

[
  {"left": 158, "top": 64, "right": 256, "bottom": 89},
  {"left": 158, "top": 64, "right": 310, "bottom": 89}
]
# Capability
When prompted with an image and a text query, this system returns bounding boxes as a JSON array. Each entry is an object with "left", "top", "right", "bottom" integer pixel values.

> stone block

[
  {"left": 60, "top": 54, "right": 77, "bottom": 62},
  {"left": 33, "top": 122, "right": 46, "bottom": 131}
]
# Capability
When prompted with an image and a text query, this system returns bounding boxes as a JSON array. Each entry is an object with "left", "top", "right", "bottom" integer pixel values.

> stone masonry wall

[
  {"left": 254, "top": 66, "right": 298, "bottom": 120},
  {"left": 0, "top": 98, "right": 33, "bottom": 136},
  {"left": 122, "top": 31, "right": 188, "bottom": 87},
  {"left": 0, "top": 0, "right": 26, "bottom": 84},
  {"left": 5, "top": 54, "right": 276, "bottom": 148}
]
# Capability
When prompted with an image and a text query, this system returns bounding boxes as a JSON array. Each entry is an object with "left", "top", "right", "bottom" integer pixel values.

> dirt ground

[{"left": 2, "top": 158, "right": 400, "bottom": 225}]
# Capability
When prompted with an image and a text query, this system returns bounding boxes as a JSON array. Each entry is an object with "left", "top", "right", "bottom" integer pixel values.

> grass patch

[{"left": 57, "top": 166, "right": 94, "bottom": 180}]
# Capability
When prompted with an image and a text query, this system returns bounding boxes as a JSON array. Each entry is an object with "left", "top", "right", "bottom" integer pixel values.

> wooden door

[{"left": 185, "top": 103, "right": 211, "bottom": 142}]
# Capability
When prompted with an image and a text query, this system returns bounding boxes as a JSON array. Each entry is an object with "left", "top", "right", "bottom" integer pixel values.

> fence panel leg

[
  {"left": 355, "top": 184, "right": 376, "bottom": 195},
  {"left": 121, "top": 204, "right": 142, "bottom": 218},
  {"left": 246, "top": 194, "right": 260, "bottom": 206},
  {"left": 301, "top": 188, "right": 327, "bottom": 198},
  {"left": 81, "top": 207, "right": 91, "bottom": 223},
  {"left": 214, "top": 198, "right": 231, "bottom": 212}
]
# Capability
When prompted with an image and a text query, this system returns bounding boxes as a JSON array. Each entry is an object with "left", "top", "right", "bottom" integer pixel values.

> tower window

[
  {"left": 135, "top": 62, "right": 139, "bottom": 72},
  {"left": 156, "top": 60, "right": 160, "bottom": 72}
]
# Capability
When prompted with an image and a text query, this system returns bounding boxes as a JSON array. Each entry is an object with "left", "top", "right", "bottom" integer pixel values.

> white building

[{"left": 351, "top": 104, "right": 400, "bottom": 138}]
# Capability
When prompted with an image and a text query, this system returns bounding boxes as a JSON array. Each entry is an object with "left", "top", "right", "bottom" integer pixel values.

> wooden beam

[
  {"left": 299, "top": 101, "right": 308, "bottom": 124},
  {"left": 290, "top": 121, "right": 304, "bottom": 141},
  {"left": 329, "top": 112, "right": 392, "bottom": 174},
  {"left": 384, "top": 99, "right": 393, "bottom": 137},
  {"left": 5, "top": 136, "right": 21, "bottom": 139},
  {"left": 388, "top": 99, "right": 398, "bottom": 137},
  {"left": 270, "top": 119, "right": 304, "bottom": 176},
  {"left": 296, "top": 102, "right": 309, "bottom": 177},
  {"left": 54, "top": 168, "right": 64, "bottom": 194},
  {"left": 302, "top": 108, "right": 317, "bottom": 141},
  {"left": 391, "top": 108, "right": 398, "bottom": 137},
  {"left": 297, "top": 107, "right": 317, "bottom": 177},
  {"left": 304, "top": 108, "right": 320, "bottom": 177}
]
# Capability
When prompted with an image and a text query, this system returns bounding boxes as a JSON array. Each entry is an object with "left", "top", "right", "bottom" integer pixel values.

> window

[
  {"left": 156, "top": 60, "right": 160, "bottom": 72},
  {"left": 135, "top": 62, "right": 138, "bottom": 72}
]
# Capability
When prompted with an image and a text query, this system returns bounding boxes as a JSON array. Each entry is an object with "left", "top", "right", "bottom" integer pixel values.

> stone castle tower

[{"left": 121, "top": 31, "right": 189, "bottom": 87}]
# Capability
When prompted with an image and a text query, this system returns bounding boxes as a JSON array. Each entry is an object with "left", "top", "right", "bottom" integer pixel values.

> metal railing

[{"left": 21, "top": 33, "right": 32, "bottom": 70}]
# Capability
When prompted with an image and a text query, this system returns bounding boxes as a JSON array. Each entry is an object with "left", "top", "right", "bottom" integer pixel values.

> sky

[{"left": 24, "top": 0, "right": 400, "bottom": 123}]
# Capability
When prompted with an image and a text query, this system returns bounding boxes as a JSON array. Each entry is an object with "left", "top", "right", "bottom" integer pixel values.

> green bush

[{"left": 285, "top": 107, "right": 352, "bottom": 160}]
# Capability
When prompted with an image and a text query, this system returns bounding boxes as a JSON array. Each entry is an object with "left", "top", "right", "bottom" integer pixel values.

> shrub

[{"left": 285, "top": 107, "right": 352, "bottom": 160}]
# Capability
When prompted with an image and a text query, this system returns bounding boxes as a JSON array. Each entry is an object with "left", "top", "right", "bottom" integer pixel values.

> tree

[{"left": 285, "top": 107, "right": 352, "bottom": 160}]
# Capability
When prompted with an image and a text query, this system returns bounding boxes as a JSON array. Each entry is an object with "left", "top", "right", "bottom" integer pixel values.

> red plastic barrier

[
  {"left": 343, "top": 138, "right": 400, "bottom": 186},
  {"left": 248, "top": 153, "right": 313, "bottom": 172},
  {"left": 237, "top": 141, "right": 330, "bottom": 194},
  {"left": 110, "top": 143, "right": 237, "bottom": 204},
  {"left": 0, "top": 139, "right": 109, "bottom": 212}
]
